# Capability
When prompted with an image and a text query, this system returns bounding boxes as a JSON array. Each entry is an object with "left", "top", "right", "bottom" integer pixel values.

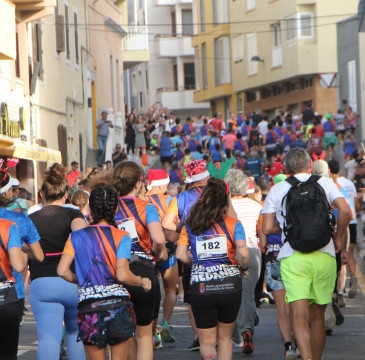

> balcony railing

[
  {"left": 272, "top": 46, "right": 282, "bottom": 68},
  {"left": 122, "top": 26, "right": 149, "bottom": 51}
]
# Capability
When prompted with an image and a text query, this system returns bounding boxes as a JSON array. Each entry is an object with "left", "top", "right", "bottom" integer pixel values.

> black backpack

[{"left": 282, "top": 175, "right": 335, "bottom": 253}]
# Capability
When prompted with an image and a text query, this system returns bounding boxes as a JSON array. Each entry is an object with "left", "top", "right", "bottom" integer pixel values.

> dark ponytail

[
  {"left": 186, "top": 178, "right": 229, "bottom": 235},
  {"left": 89, "top": 187, "right": 118, "bottom": 227}
]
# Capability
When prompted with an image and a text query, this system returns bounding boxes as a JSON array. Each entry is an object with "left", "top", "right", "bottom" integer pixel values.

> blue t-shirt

[
  {"left": 67, "top": 226, "right": 132, "bottom": 304},
  {"left": 7, "top": 224, "right": 22, "bottom": 250},
  {"left": 0, "top": 208, "right": 40, "bottom": 299},
  {"left": 245, "top": 157, "right": 263, "bottom": 179},
  {"left": 160, "top": 137, "right": 172, "bottom": 157}
]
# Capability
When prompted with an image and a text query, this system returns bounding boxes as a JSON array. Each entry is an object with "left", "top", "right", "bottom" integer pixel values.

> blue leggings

[{"left": 30, "top": 277, "right": 86, "bottom": 360}]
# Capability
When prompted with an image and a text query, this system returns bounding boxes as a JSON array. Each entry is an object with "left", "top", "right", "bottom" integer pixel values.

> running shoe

[
  {"left": 154, "top": 331, "right": 163, "bottom": 350},
  {"left": 242, "top": 330, "right": 254, "bottom": 354},
  {"left": 285, "top": 347, "right": 297, "bottom": 360},
  {"left": 348, "top": 275, "right": 358, "bottom": 299},
  {"left": 332, "top": 299, "right": 344, "bottom": 326},
  {"left": 325, "top": 302, "right": 336, "bottom": 332},
  {"left": 232, "top": 330, "right": 243, "bottom": 347},
  {"left": 295, "top": 347, "right": 301, "bottom": 359},
  {"left": 337, "top": 293, "right": 346, "bottom": 308},
  {"left": 177, "top": 293, "right": 184, "bottom": 302},
  {"left": 160, "top": 318, "right": 176, "bottom": 343},
  {"left": 187, "top": 337, "right": 200, "bottom": 351}
]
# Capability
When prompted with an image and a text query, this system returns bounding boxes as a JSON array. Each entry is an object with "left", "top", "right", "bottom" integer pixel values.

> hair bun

[{"left": 44, "top": 163, "right": 66, "bottom": 185}]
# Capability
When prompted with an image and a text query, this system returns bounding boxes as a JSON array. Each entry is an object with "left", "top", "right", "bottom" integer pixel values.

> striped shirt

[{"left": 231, "top": 197, "right": 262, "bottom": 248}]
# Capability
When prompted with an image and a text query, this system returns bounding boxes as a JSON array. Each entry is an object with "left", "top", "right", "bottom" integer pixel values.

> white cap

[{"left": 0, "top": 175, "right": 19, "bottom": 194}]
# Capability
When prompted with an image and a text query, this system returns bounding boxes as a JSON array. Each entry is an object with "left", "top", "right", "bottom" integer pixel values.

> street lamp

[{"left": 251, "top": 55, "right": 264, "bottom": 62}]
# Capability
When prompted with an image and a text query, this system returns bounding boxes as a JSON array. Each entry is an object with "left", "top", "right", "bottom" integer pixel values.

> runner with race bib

[
  {"left": 113, "top": 161, "right": 167, "bottom": 360},
  {"left": 176, "top": 178, "right": 249, "bottom": 360}
]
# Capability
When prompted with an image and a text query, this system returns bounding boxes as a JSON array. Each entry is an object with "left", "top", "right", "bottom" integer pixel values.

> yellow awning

[{"left": 12, "top": 143, "right": 62, "bottom": 163}]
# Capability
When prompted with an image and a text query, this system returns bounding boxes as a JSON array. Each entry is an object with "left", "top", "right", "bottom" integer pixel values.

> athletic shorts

[
  {"left": 182, "top": 265, "right": 191, "bottom": 304},
  {"left": 266, "top": 259, "right": 284, "bottom": 292},
  {"left": 190, "top": 292, "right": 242, "bottom": 329},
  {"left": 349, "top": 223, "right": 357, "bottom": 244},
  {"left": 77, "top": 306, "right": 136, "bottom": 348},
  {"left": 125, "top": 262, "right": 160, "bottom": 326},
  {"left": 156, "top": 255, "right": 177, "bottom": 271},
  {"left": 280, "top": 250, "right": 336, "bottom": 305},
  {"left": 266, "top": 149, "right": 277, "bottom": 158},
  {"left": 160, "top": 156, "right": 172, "bottom": 164}
]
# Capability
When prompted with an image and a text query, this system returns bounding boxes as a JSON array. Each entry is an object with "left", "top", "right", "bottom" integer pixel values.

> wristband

[{"left": 239, "top": 266, "right": 248, "bottom": 272}]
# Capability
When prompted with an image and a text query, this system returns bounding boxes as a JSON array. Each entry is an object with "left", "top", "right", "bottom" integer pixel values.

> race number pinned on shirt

[
  {"left": 117, "top": 218, "right": 138, "bottom": 243},
  {"left": 196, "top": 234, "right": 228, "bottom": 261}
]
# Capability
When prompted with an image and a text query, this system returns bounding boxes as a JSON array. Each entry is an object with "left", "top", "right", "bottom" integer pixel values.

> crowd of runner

[{"left": 0, "top": 101, "right": 362, "bottom": 360}]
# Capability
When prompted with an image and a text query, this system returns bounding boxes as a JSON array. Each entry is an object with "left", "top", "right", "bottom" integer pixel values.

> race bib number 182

[
  {"left": 196, "top": 234, "right": 228, "bottom": 261},
  {"left": 117, "top": 218, "right": 138, "bottom": 243}
]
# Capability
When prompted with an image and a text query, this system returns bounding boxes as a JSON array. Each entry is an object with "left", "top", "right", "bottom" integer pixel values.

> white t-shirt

[
  {"left": 231, "top": 197, "right": 262, "bottom": 248},
  {"left": 261, "top": 173, "right": 344, "bottom": 260},
  {"left": 344, "top": 159, "right": 356, "bottom": 180},
  {"left": 337, "top": 176, "right": 357, "bottom": 224},
  {"left": 258, "top": 121, "right": 268, "bottom": 135}
]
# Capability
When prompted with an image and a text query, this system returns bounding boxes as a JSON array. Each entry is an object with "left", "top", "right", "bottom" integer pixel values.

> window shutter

[
  {"left": 232, "top": 35, "right": 244, "bottom": 63},
  {"left": 56, "top": 15, "right": 65, "bottom": 52}
]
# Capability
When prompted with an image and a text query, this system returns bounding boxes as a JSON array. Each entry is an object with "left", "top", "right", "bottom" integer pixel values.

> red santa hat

[
  {"left": 246, "top": 177, "right": 255, "bottom": 194},
  {"left": 184, "top": 160, "right": 210, "bottom": 183},
  {"left": 147, "top": 169, "right": 170, "bottom": 191}
]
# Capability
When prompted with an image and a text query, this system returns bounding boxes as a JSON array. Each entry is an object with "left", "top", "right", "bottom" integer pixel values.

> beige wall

[
  {"left": 88, "top": 0, "right": 125, "bottom": 120},
  {"left": 230, "top": 0, "right": 358, "bottom": 93},
  {"left": 32, "top": 0, "right": 89, "bottom": 167}
]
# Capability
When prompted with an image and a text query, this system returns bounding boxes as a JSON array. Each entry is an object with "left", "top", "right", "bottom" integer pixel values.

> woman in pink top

[
  {"left": 224, "top": 170, "right": 262, "bottom": 355},
  {"left": 223, "top": 129, "right": 237, "bottom": 159}
]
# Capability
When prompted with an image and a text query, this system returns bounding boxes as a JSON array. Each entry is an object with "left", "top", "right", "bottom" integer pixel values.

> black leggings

[
  {"left": 0, "top": 301, "right": 22, "bottom": 359},
  {"left": 126, "top": 142, "right": 135, "bottom": 155}
]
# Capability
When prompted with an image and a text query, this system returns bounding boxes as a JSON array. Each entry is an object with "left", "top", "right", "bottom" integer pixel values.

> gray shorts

[{"left": 266, "top": 258, "right": 285, "bottom": 292}]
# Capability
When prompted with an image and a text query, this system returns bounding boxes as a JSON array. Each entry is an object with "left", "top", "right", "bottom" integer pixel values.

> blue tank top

[
  {"left": 344, "top": 140, "right": 356, "bottom": 155},
  {"left": 160, "top": 137, "right": 172, "bottom": 157},
  {"left": 323, "top": 121, "right": 333, "bottom": 133},
  {"left": 266, "top": 132, "right": 276, "bottom": 145},
  {"left": 188, "top": 140, "right": 197, "bottom": 151},
  {"left": 212, "top": 150, "right": 222, "bottom": 162},
  {"left": 209, "top": 138, "right": 219, "bottom": 153}
]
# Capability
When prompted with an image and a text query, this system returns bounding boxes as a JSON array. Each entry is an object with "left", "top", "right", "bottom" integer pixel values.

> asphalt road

[{"left": 18, "top": 260, "right": 365, "bottom": 360}]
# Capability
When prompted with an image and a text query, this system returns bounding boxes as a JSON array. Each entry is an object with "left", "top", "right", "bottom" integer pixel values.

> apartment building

[
  {"left": 230, "top": 0, "right": 358, "bottom": 118},
  {"left": 145, "top": 0, "right": 209, "bottom": 120},
  {"left": 0, "top": 0, "right": 61, "bottom": 193},
  {"left": 192, "top": 0, "right": 235, "bottom": 120},
  {"left": 88, "top": 0, "right": 128, "bottom": 161},
  {"left": 123, "top": 0, "right": 150, "bottom": 115},
  {"left": 30, "top": 0, "right": 89, "bottom": 172}
]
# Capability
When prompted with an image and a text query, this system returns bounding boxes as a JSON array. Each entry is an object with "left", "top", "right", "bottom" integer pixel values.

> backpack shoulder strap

[
  {"left": 307, "top": 174, "right": 321, "bottom": 183},
  {"left": 285, "top": 176, "right": 300, "bottom": 187}
]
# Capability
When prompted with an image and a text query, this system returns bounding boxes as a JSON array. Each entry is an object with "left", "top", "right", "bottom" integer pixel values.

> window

[
  {"left": 290, "top": 81, "right": 299, "bottom": 92},
  {"left": 213, "top": 0, "right": 229, "bottom": 25},
  {"left": 55, "top": 12, "right": 65, "bottom": 53},
  {"left": 262, "top": 87, "right": 272, "bottom": 99},
  {"left": 200, "top": 0, "right": 205, "bottom": 32},
  {"left": 173, "top": 64, "right": 178, "bottom": 91},
  {"left": 246, "top": 0, "right": 255, "bottom": 11},
  {"left": 15, "top": 33, "right": 20, "bottom": 78},
  {"left": 246, "top": 91, "right": 256, "bottom": 102},
  {"left": 286, "top": 16, "right": 297, "bottom": 41},
  {"left": 194, "top": 47, "right": 200, "bottom": 91},
  {"left": 145, "top": 66, "right": 149, "bottom": 95},
  {"left": 299, "top": 13, "right": 313, "bottom": 38},
  {"left": 348, "top": 60, "right": 357, "bottom": 113},
  {"left": 74, "top": 10, "right": 79, "bottom": 65},
  {"left": 247, "top": 33, "right": 258, "bottom": 76},
  {"left": 132, "top": 73, "right": 137, "bottom": 97},
  {"left": 110, "top": 55, "right": 114, "bottom": 109},
  {"left": 214, "top": 36, "right": 231, "bottom": 85},
  {"left": 182, "top": 10, "right": 193, "bottom": 36},
  {"left": 232, "top": 35, "right": 244, "bottom": 63},
  {"left": 184, "top": 63, "right": 195, "bottom": 90},
  {"left": 32, "top": 23, "right": 43, "bottom": 80},
  {"left": 171, "top": 11, "right": 176, "bottom": 37},
  {"left": 273, "top": 23, "right": 281, "bottom": 47},
  {"left": 64, "top": 4, "right": 70, "bottom": 60},
  {"left": 286, "top": 13, "right": 314, "bottom": 41},
  {"left": 202, "top": 43, "right": 208, "bottom": 89},
  {"left": 304, "top": 77, "right": 313, "bottom": 88},
  {"left": 237, "top": 93, "right": 242, "bottom": 112},
  {"left": 116, "top": 59, "right": 121, "bottom": 111}
]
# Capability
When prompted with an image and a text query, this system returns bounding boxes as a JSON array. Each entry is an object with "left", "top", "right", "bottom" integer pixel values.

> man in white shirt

[
  {"left": 257, "top": 117, "right": 269, "bottom": 136},
  {"left": 262, "top": 148, "right": 351, "bottom": 360}
]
